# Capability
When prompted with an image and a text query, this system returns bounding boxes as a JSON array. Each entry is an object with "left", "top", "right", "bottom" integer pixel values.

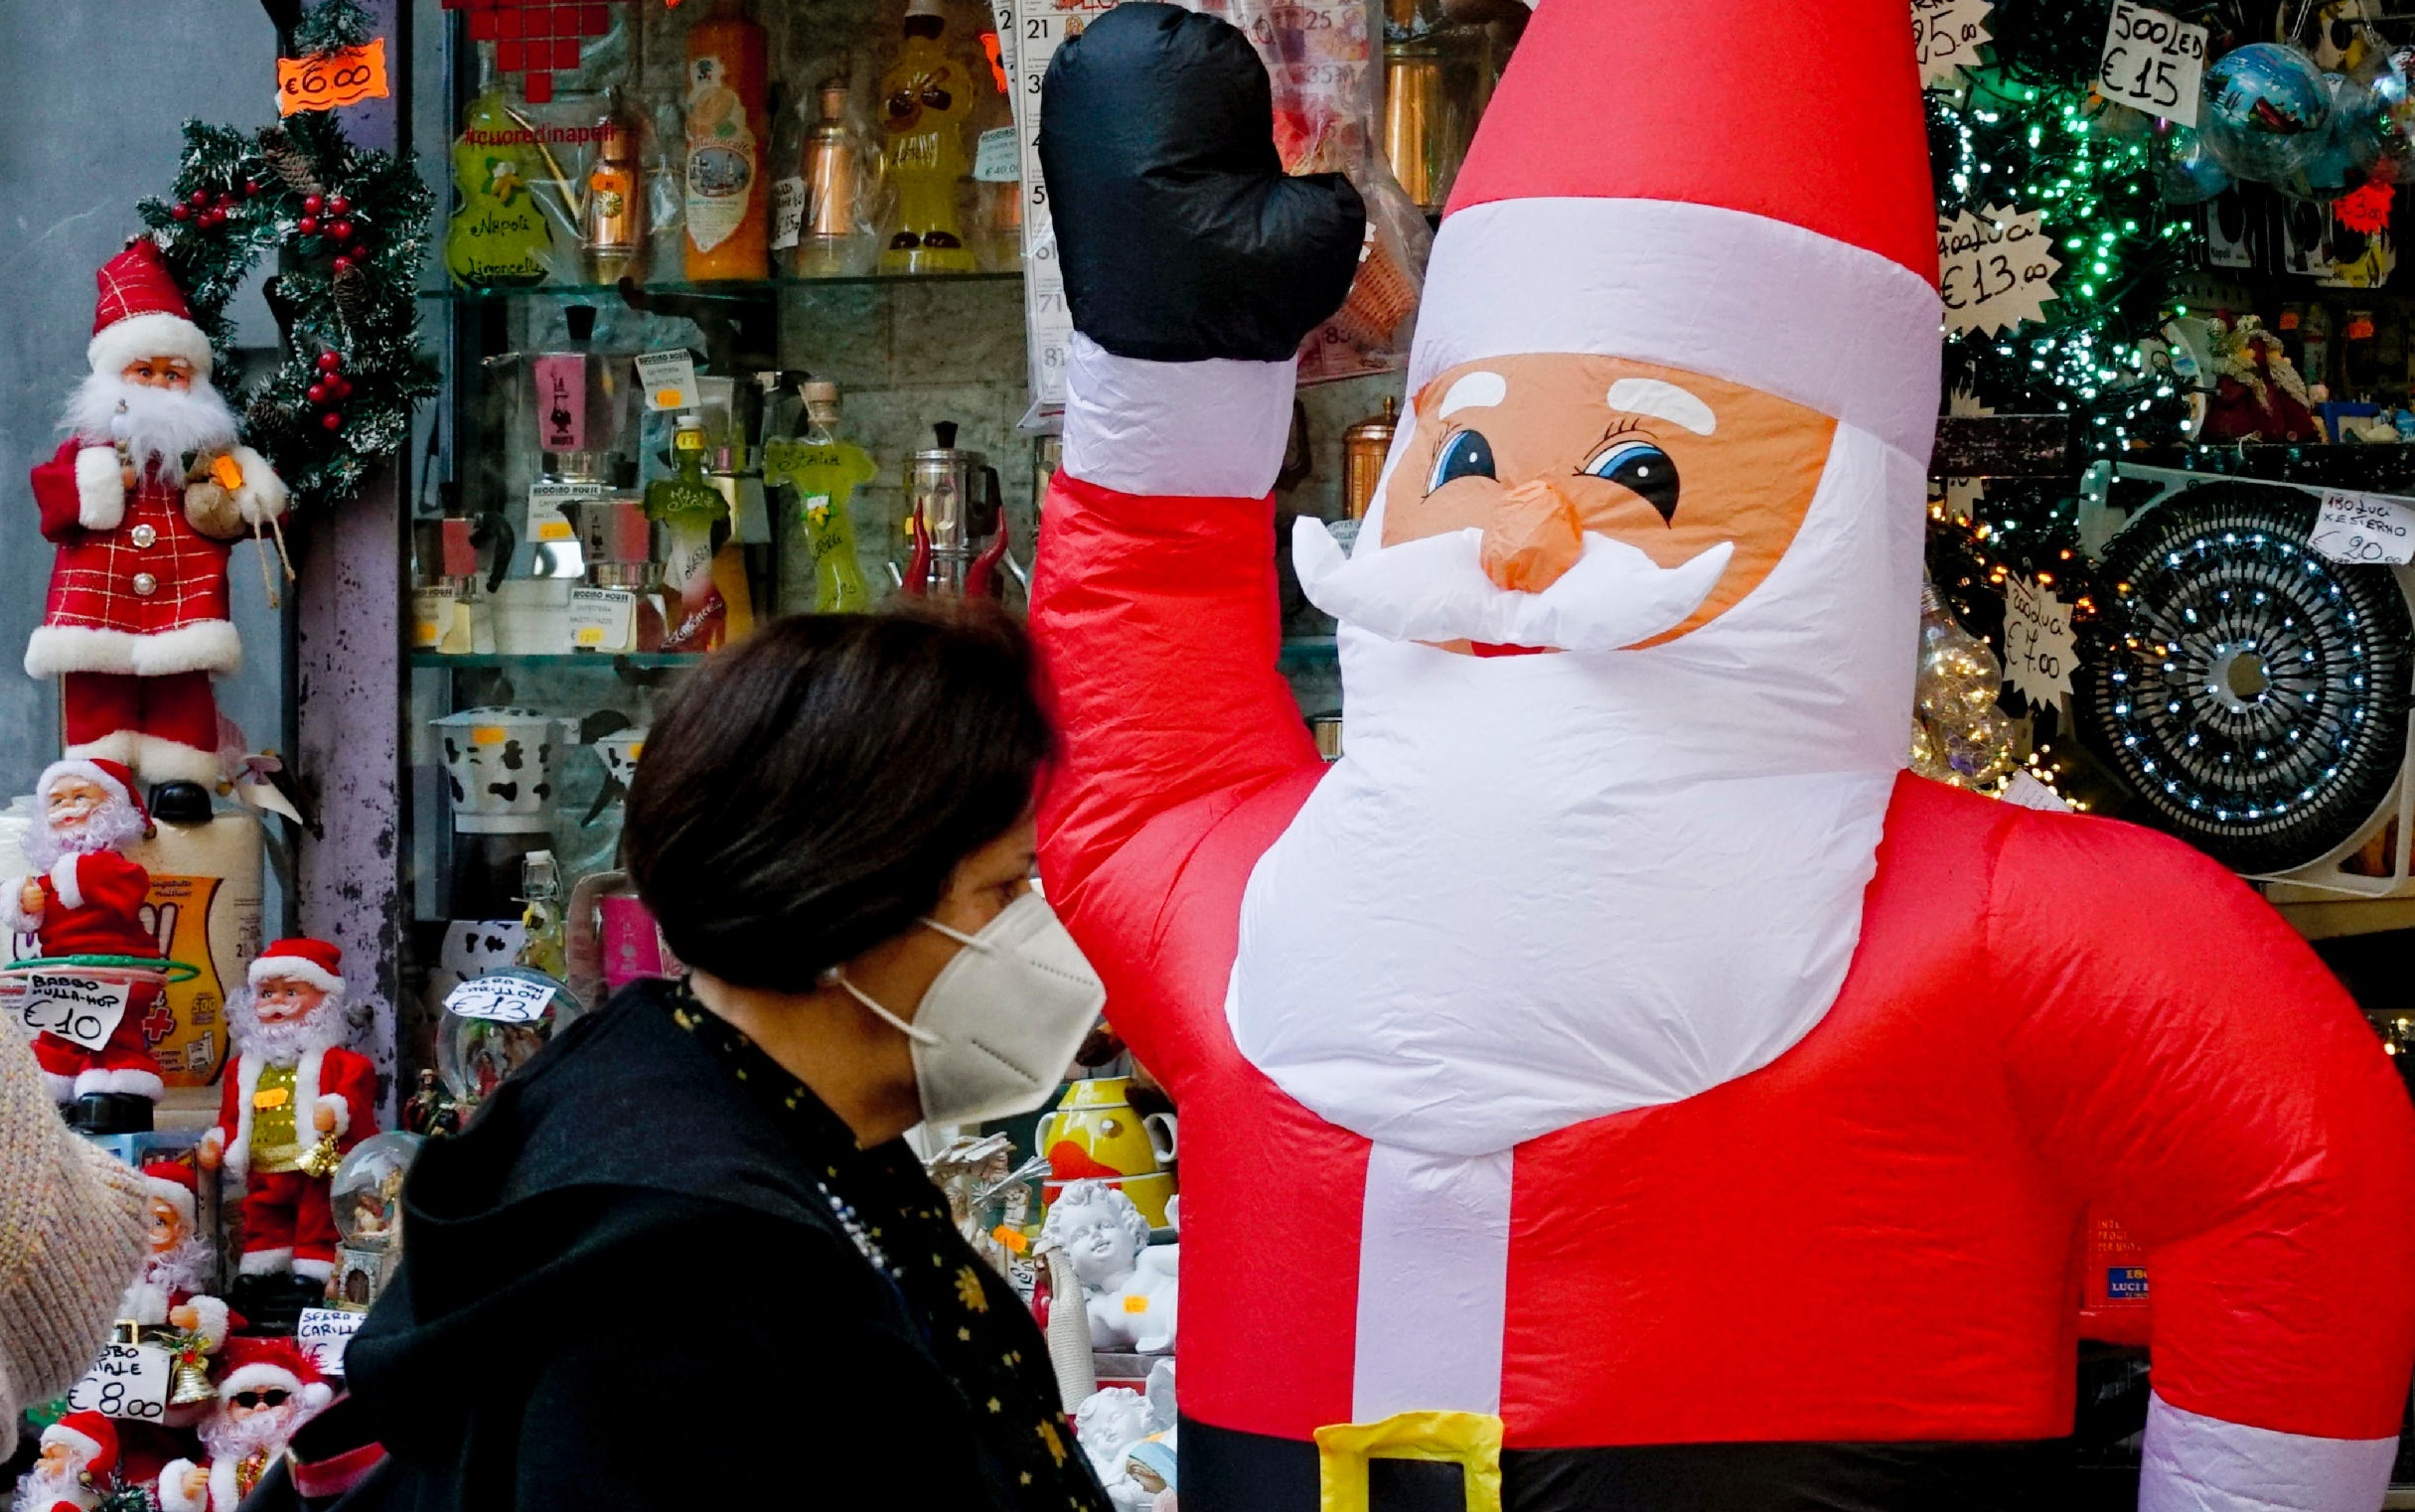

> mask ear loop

[{"left": 822, "top": 964, "right": 941, "bottom": 1045}]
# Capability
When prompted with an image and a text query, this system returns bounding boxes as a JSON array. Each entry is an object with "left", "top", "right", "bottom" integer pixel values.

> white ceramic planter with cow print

[{"left": 431, "top": 707, "right": 558, "bottom": 833}]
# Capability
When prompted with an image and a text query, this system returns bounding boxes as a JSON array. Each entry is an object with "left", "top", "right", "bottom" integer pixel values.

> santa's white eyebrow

[
  {"left": 1606, "top": 378, "right": 1716, "bottom": 435},
  {"left": 1438, "top": 371, "right": 1507, "bottom": 417}
]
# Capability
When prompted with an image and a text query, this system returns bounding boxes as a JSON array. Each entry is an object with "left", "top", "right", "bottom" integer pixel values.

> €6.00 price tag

[
  {"left": 2098, "top": 2, "right": 2206, "bottom": 125},
  {"left": 5, "top": 973, "right": 133, "bottom": 1051},
  {"left": 443, "top": 974, "right": 554, "bottom": 1024},
  {"left": 68, "top": 1341, "right": 171, "bottom": 1422},
  {"left": 277, "top": 39, "right": 390, "bottom": 117},
  {"left": 2312, "top": 488, "right": 2415, "bottom": 565}
]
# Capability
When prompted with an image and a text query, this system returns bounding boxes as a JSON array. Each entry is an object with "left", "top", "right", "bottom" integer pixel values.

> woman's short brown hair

[{"left": 624, "top": 607, "right": 1054, "bottom": 992}]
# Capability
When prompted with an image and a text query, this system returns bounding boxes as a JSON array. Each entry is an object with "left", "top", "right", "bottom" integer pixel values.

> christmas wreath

[{"left": 134, "top": 0, "right": 437, "bottom": 513}]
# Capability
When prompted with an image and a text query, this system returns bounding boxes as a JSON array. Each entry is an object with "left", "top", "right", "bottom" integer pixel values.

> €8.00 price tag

[
  {"left": 2098, "top": 2, "right": 2206, "bottom": 125},
  {"left": 69, "top": 1342, "right": 171, "bottom": 1422},
  {"left": 2312, "top": 488, "right": 2415, "bottom": 565},
  {"left": 443, "top": 973, "right": 554, "bottom": 1024},
  {"left": 277, "top": 39, "right": 390, "bottom": 117},
  {"left": 4, "top": 973, "right": 133, "bottom": 1051}
]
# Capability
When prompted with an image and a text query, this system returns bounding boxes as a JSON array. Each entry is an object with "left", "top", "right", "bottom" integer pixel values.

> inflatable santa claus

[{"left": 1029, "top": 3, "right": 2415, "bottom": 1509}]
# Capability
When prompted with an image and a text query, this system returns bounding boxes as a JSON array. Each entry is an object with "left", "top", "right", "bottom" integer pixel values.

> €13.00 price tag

[
  {"left": 2001, "top": 573, "right": 2078, "bottom": 709},
  {"left": 1938, "top": 207, "right": 2061, "bottom": 336},
  {"left": 443, "top": 973, "right": 554, "bottom": 1024},
  {"left": 68, "top": 1341, "right": 171, "bottom": 1422},
  {"left": 277, "top": 39, "right": 390, "bottom": 117},
  {"left": 1913, "top": 0, "right": 1994, "bottom": 89},
  {"left": 2098, "top": 2, "right": 2206, "bottom": 125},
  {"left": 2312, "top": 488, "right": 2415, "bottom": 565},
  {"left": 4, "top": 973, "right": 133, "bottom": 1051}
]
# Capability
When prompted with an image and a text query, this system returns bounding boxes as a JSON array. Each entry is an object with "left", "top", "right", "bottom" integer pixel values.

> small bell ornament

[{"left": 168, "top": 1333, "right": 218, "bottom": 1406}]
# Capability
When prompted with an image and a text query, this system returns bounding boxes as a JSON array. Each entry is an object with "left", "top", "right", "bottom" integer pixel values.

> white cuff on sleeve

[
  {"left": 2139, "top": 1392, "right": 2400, "bottom": 1512},
  {"left": 1061, "top": 333, "right": 1298, "bottom": 501},
  {"left": 75, "top": 445, "right": 125, "bottom": 530}
]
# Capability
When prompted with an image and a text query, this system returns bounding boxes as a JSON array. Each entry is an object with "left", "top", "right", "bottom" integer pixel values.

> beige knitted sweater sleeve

[{"left": 0, "top": 1033, "right": 148, "bottom": 1459}]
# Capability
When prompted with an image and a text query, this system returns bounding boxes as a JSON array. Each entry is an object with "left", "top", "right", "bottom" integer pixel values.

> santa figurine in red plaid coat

[{"left": 25, "top": 237, "right": 286, "bottom": 799}]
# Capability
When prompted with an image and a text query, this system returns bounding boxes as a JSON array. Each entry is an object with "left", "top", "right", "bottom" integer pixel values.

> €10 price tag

[
  {"left": 277, "top": 39, "right": 390, "bottom": 117},
  {"left": 2098, "top": 2, "right": 2206, "bottom": 126},
  {"left": 3, "top": 973, "right": 133, "bottom": 1052},
  {"left": 68, "top": 1341, "right": 171, "bottom": 1422}
]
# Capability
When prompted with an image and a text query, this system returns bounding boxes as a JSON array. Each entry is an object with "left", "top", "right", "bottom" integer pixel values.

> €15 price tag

[
  {"left": 2312, "top": 489, "right": 2415, "bottom": 565},
  {"left": 277, "top": 39, "right": 390, "bottom": 116},
  {"left": 4, "top": 973, "right": 133, "bottom": 1051},
  {"left": 2098, "top": 2, "right": 2206, "bottom": 125},
  {"left": 2001, "top": 573, "right": 2077, "bottom": 709},
  {"left": 68, "top": 1341, "right": 171, "bottom": 1422},
  {"left": 635, "top": 350, "right": 702, "bottom": 412},
  {"left": 443, "top": 974, "right": 555, "bottom": 1024}
]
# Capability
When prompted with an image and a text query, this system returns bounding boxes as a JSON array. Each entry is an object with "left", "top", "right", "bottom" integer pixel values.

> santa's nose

[{"left": 1480, "top": 479, "right": 1585, "bottom": 593}]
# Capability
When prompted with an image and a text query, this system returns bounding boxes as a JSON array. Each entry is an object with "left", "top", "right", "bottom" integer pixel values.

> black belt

[{"left": 1178, "top": 1415, "right": 2085, "bottom": 1512}]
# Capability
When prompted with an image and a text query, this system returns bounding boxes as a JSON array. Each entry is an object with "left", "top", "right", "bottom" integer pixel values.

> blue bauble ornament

[
  {"left": 2202, "top": 43, "right": 2334, "bottom": 182},
  {"left": 2159, "top": 123, "right": 2235, "bottom": 204},
  {"left": 2279, "top": 74, "right": 2386, "bottom": 200}
]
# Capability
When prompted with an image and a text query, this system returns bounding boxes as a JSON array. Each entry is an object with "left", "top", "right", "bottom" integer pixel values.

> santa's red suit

[
  {"left": 159, "top": 1338, "right": 334, "bottom": 1512},
  {"left": 202, "top": 939, "right": 377, "bottom": 1282},
  {"left": 125, "top": 1160, "right": 234, "bottom": 1349},
  {"left": 2, "top": 759, "right": 169, "bottom": 1102},
  {"left": 1028, "top": 3, "right": 2415, "bottom": 1510},
  {"left": 25, "top": 238, "right": 283, "bottom": 788}
]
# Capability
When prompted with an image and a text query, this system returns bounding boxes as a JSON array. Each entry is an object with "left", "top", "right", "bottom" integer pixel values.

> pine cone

[
  {"left": 332, "top": 263, "right": 367, "bottom": 324},
  {"left": 258, "top": 126, "right": 326, "bottom": 200}
]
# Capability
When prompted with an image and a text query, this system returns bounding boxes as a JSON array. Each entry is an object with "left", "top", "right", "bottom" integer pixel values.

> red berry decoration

[
  {"left": 216, "top": 193, "right": 234, "bottom": 211},
  {"left": 170, "top": 204, "right": 191, "bottom": 222},
  {"left": 244, "top": 178, "right": 263, "bottom": 197},
  {"left": 307, "top": 383, "right": 328, "bottom": 404},
  {"left": 303, "top": 193, "right": 324, "bottom": 215},
  {"left": 327, "top": 196, "right": 352, "bottom": 217},
  {"left": 297, "top": 216, "right": 319, "bottom": 235},
  {"left": 316, "top": 352, "right": 342, "bottom": 373},
  {"left": 188, "top": 190, "right": 211, "bottom": 209},
  {"left": 321, "top": 412, "right": 345, "bottom": 431},
  {"left": 329, "top": 221, "right": 354, "bottom": 242}
]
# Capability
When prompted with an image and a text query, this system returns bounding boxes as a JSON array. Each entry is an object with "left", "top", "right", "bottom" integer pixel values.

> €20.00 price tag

[
  {"left": 4, "top": 973, "right": 133, "bottom": 1051},
  {"left": 443, "top": 973, "right": 554, "bottom": 1024},
  {"left": 2312, "top": 489, "right": 2415, "bottom": 565},
  {"left": 68, "top": 1341, "right": 171, "bottom": 1422},
  {"left": 2098, "top": 2, "right": 2206, "bottom": 125},
  {"left": 277, "top": 39, "right": 390, "bottom": 116}
]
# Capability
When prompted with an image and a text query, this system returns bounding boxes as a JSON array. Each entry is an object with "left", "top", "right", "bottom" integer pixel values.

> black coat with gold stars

[{"left": 349, "top": 980, "right": 1113, "bottom": 1512}]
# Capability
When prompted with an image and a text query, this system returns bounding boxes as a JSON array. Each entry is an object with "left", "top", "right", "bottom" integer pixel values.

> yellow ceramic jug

[{"left": 1037, "top": 1077, "right": 1178, "bottom": 1225}]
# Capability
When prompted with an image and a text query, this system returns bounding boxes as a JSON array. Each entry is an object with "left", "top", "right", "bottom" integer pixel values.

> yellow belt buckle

[{"left": 1313, "top": 1410, "right": 1504, "bottom": 1512}]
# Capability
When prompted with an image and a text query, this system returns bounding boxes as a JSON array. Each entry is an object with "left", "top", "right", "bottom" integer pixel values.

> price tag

[
  {"left": 1937, "top": 206, "right": 2061, "bottom": 336},
  {"left": 411, "top": 585, "right": 455, "bottom": 650},
  {"left": 442, "top": 973, "right": 555, "bottom": 1024},
  {"left": 276, "top": 39, "right": 390, "bottom": 116},
  {"left": 567, "top": 586, "right": 637, "bottom": 652},
  {"left": 769, "top": 176, "right": 807, "bottom": 251},
  {"left": 528, "top": 481, "right": 604, "bottom": 545},
  {"left": 68, "top": 1341, "right": 171, "bottom": 1422},
  {"left": 1912, "top": 0, "right": 1994, "bottom": 89},
  {"left": 2098, "top": 2, "right": 2205, "bottom": 125},
  {"left": 2312, "top": 488, "right": 2415, "bottom": 564},
  {"left": 974, "top": 127, "right": 1020, "bottom": 184},
  {"left": 635, "top": 350, "right": 702, "bottom": 413},
  {"left": 2001, "top": 574, "right": 2077, "bottom": 708},
  {"left": 296, "top": 1307, "right": 365, "bottom": 1375},
  {"left": 5, "top": 973, "right": 133, "bottom": 1051}
]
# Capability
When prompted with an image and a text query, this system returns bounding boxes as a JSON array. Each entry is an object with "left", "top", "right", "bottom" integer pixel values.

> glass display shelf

[
  {"left": 409, "top": 651, "right": 704, "bottom": 671},
  {"left": 1279, "top": 636, "right": 1338, "bottom": 669},
  {"left": 420, "top": 270, "right": 1022, "bottom": 302}
]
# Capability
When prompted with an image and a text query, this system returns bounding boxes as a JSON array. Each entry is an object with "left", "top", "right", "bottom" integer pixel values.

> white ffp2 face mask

[{"left": 834, "top": 890, "right": 1108, "bottom": 1127}]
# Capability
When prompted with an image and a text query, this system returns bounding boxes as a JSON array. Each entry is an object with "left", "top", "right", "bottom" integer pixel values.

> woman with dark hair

[{"left": 347, "top": 610, "right": 1114, "bottom": 1512}]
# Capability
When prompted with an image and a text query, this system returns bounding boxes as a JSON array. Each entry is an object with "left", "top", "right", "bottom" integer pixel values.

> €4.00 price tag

[
  {"left": 443, "top": 973, "right": 554, "bottom": 1024},
  {"left": 277, "top": 39, "right": 390, "bottom": 117},
  {"left": 68, "top": 1341, "right": 171, "bottom": 1422},
  {"left": 2312, "top": 488, "right": 2415, "bottom": 565},
  {"left": 4, "top": 973, "right": 133, "bottom": 1051},
  {"left": 2098, "top": 2, "right": 2206, "bottom": 125},
  {"left": 296, "top": 1307, "right": 366, "bottom": 1376}
]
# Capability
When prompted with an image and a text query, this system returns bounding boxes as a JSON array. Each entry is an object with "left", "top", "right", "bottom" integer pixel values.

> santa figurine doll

[
  {"left": 13, "top": 1413, "right": 121, "bottom": 1512},
  {"left": 1030, "top": 3, "right": 2415, "bottom": 1509},
  {"left": 26, "top": 236, "right": 287, "bottom": 807},
  {"left": 1, "top": 757, "right": 171, "bottom": 1130},
  {"left": 123, "top": 1160, "right": 233, "bottom": 1351},
  {"left": 198, "top": 939, "right": 377, "bottom": 1295},
  {"left": 159, "top": 1339, "right": 333, "bottom": 1512}
]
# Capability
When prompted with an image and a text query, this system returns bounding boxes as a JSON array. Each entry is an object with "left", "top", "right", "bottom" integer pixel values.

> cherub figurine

[{"left": 1039, "top": 1180, "right": 1177, "bottom": 1353}]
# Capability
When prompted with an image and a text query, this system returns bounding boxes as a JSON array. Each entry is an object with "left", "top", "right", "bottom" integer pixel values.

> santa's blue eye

[
  {"left": 1428, "top": 429, "right": 1496, "bottom": 492},
  {"left": 1585, "top": 440, "right": 1680, "bottom": 523}
]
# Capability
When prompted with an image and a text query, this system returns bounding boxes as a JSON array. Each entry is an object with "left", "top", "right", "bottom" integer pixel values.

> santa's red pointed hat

[
  {"left": 38, "top": 757, "right": 149, "bottom": 829},
  {"left": 88, "top": 237, "right": 213, "bottom": 380},
  {"left": 250, "top": 937, "right": 344, "bottom": 995},
  {"left": 1414, "top": 0, "right": 1940, "bottom": 460}
]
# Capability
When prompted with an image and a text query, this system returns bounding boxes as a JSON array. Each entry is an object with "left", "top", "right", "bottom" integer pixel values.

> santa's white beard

[
  {"left": 11, "top": 1463, "right": 86, "bottom": 1512},
  {"left": 199, "top": 1404, "right": 302, "bottom": 1466},
  {"left": 1229, "top": 422, "right": 1925, "bottom": 1157},
  {"left": 22, "top": 798, "right": 149, "bottom": 873},
  {"left": 230, "top": 988, "right": 342, "bottom": 1065},
  {"left": 62, "top": 370, "right": 237, "bottom": 476},
  {"left": 139, "top": 1232, "right": 216, "bottom": 1300}
]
